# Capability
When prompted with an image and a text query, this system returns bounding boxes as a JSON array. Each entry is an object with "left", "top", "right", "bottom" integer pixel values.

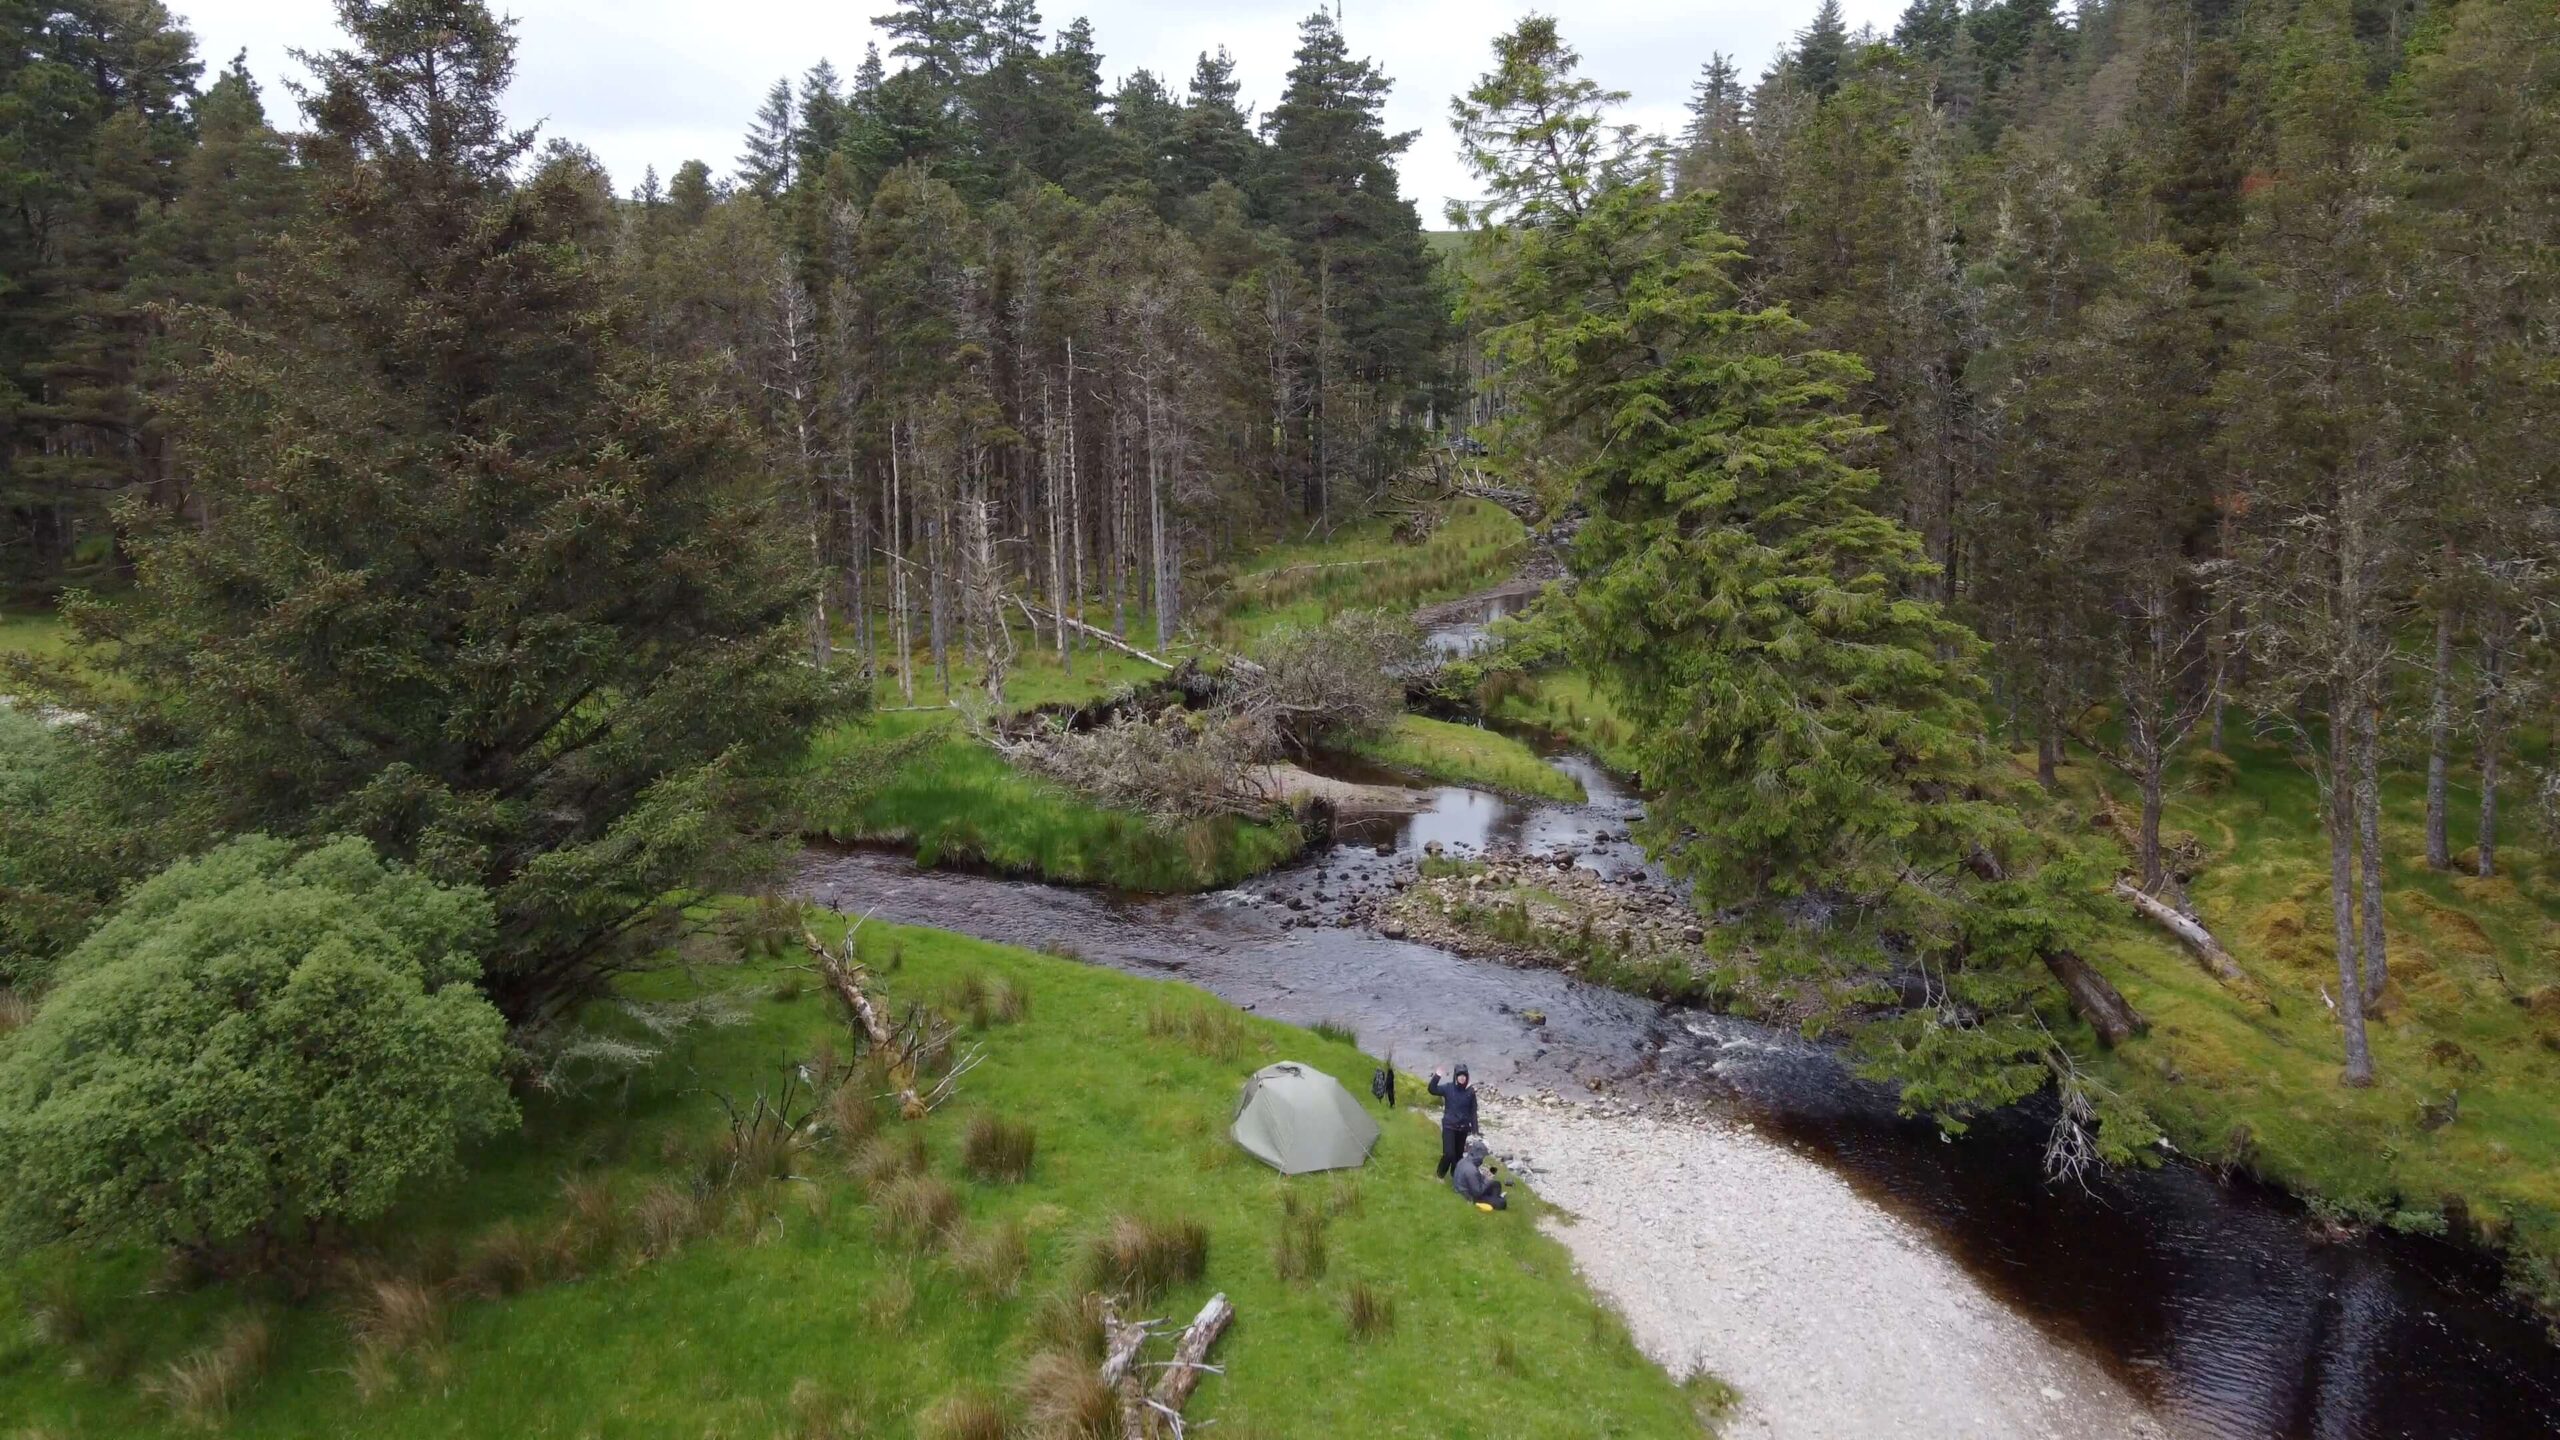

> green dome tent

[{"left": 1231, "top": 1062, "right": 1380, "bottom": 1175}]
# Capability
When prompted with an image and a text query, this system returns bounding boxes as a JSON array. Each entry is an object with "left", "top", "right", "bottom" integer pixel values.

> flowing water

[{"left": 794, "top": 597, "right": 2560, "bottom": 1439}]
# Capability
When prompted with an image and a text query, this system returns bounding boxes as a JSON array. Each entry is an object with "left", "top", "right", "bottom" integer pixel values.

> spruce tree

[
  {"left": 1456, "top": 17, "right": 2148, "bottom": 1145},
  {"left": 65, "top": 0, "right": 851, "bottom": 1026},
  {"left": 738, "top": 77, "right": 797, "bottom": 197}
]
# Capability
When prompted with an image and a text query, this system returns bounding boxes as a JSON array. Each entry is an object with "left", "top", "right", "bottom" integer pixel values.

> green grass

[
  {"left": 1341, "top": 714, "right": 1585, "bottom": 803},
  {"left": 2059, "top": 737, "right": 2560, "bottom": 1309},
  {"left": 1205, "top": 499, "right": 1527, "bottom": 647},
  {"left": 0, "top": 608, "right": 70, "bottom": 662},
  {"left": 1485, "top": 670, "right": 1643, "bottom": 777},
  {"left": 809, "top": 710, "right": 1304, "bottom": 893},
  {"left": 0, "top": 919, "right": 1711, "bottom": 1437}
]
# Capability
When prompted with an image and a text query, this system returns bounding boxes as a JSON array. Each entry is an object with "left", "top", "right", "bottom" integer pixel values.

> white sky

[{"left": 174, "top": 0, "right": 1904, "bottom": 217}]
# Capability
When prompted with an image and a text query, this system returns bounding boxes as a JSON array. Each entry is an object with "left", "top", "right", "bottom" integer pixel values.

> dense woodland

[{"left": 0, "top": 0, "right": 2556, "bottom": 1338}]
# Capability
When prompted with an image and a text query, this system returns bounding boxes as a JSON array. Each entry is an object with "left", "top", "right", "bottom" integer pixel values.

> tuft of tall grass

[
  {"left": 848, "top": 1131, "right": 930, "bottom": 1193},
  {"left": 1027, "top": 1290, "right": 1109, "bottom": 1364},
  {"left": 863, "top": 1268, "right": 917, "bottom": 1330},
  {"left": 786, "top": 1376, "right": 875, "bottom": 1440},
  {"left": 916, "top": 1387, "right": 1010, "bottom": 1440},
  {"left": 0, "top": 987, "right": 33, "bottom": 1037},
  {"left": 142, "top": 1313, "right": 273, "bottom": 1426},
  {"left": 1144, "top": 1000, "right": 1253, "bottom": 1061},
  {"left": 1085, "top": 1213, "right": 1208, "bottom": 1301},
  {"left": 460, "top": 1220, "right": 553, "bottom": 1298},
  {"left": 25, "top": 1267, "right": 86, "bottom": 1346},
  {"left": 631, "top": 1180, "right": 717, "bottom": 1260},
  {"left": 1014, "top": 1350, "right": 1119, "bottom": 1439},
  {"left": 341, "top": 1269, "right": 446, "bottom": 1358},
  {"left": 961, "top": 1114, "right": 1037, "bottom": 1184},
  {"left": 557, "top": 1171, "right": 624, "bottom": 1267},
  {"left": 948, "top": 1220, "right": 1031, "bottom": 1302},
  {"left": 827, "top": 1080, "right": 883, "bottom": 1149},
  {"left": 1342, "top": 1279, "right": 1396, "bottom": 1340},
  {"left": 1310, "top": 1018, "right": 1358, "bottom": 1046},
  {"left": 1274, "top": 1198, "right": 1329, "bottom": 1284},
  {"left": 873, "top": 1174, "right": 963, "bottom": 1249}
]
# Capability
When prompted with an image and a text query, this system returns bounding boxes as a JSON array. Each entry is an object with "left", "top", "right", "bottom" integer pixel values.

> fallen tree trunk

[
  {"left": 1008, "top": 592, "right": 1267, "bottom": 680},
  {"left": 1145, "top": 1292, "right": 1234, "bottom": 1428},
  {"left": 1100, "top": 1299, "right": 1154, "bottom": 1437},
  {"left": 803, "top": 927, "right": 894, "bottom": 1049},
  {"left": 2112, "top": 879, "right": 2249, "bottom": 985},
  {"left": 2040, "top": 948, "right": 2146, "bottom": 1047}
]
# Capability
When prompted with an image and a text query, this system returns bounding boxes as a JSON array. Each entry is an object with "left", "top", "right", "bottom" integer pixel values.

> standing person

[{"left": 1428, "top": 1063, "right": 1479, "bottom": 1178}]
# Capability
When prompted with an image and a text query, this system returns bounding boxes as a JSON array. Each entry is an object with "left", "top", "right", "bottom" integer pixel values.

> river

[{"left": 793, "top": 614, "right": 2560, "bottom": 1439}]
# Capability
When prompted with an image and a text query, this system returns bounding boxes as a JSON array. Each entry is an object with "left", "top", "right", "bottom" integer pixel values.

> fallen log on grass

[
  {"left": 2039, "top": 948, "right": 2146, "bottom": 1047},
  {"left": 1146, "top": 1292, "right": 1234, "bottom": 1424},
  {"left": 2112, "top": 878, "right": 2250, "bottom": 986},
  {"left": 800, "top": 927, "right": 983, "bottom": 1119}
]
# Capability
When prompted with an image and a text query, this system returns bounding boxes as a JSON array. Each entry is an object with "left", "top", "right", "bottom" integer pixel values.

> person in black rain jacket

[{"left": 1428, "top": 1063, "right": 1479, "bottom": 1178}]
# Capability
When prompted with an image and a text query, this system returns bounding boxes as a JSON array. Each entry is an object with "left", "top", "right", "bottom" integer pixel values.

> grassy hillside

[
  {"left": 0, "top": 918, "right": 1716, "bottom": 1438},
  {"left": 2063, "top": 738, "right": 2560, "bottom": 1310},
  {"left": 0, "top": 610, "right": 69, "bottom": 662}
]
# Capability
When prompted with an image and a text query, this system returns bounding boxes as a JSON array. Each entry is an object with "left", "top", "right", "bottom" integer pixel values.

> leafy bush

[{"left": 0, "top": 836, "right": 514, "bottom": 1266}]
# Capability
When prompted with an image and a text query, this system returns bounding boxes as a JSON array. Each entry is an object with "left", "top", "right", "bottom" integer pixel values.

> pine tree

[
  {"left": 738, "top": 77, "right": 797, "bottom": 197},
  {"left": 1675, "top": 53, "right": 1745, "bottom": 193},
  {"left": 1794, "top": 0, "right": 1850, "bottom": 99},
  {"left": 1455, "top": 17, "right": 2145, "bottom": 1144},
  {"left": 1172, "top": 47, "right": 1258, "bottom": 200},
  {"left": 69, "top": 0, "right": 850, "bottom": 1026},
  {"left": 1258, "top": 9, "right": 1448, "bottom": 515}
]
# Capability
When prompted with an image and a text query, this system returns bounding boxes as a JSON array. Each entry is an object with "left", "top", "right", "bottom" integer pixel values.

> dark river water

[{"left": 795, "top": 612, "right": 2560, "bottom": 1438}]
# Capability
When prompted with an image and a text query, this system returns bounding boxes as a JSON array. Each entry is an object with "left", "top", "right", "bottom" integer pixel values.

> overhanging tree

[{"left": 1454, "top": 16, "right": 2153, "bottom": 1157}]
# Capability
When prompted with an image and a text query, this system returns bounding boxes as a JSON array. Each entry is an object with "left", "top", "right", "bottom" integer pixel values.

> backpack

[{"left": 1370, "top": 1067, "right": 1395, "bottom": 1105}]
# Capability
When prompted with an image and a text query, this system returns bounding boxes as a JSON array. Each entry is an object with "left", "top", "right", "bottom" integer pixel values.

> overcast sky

[{"left": 173, "top": 0, "right": 1902, "bottom": 217}]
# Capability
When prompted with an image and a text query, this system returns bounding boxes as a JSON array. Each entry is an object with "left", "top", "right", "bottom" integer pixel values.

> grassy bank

[
  {"left": 1341, "top": 714, "right": 1585, "bottom": 803},
  {"left": 1207, "top": 499, "right": 1526, "bottom": 646},
  {"left": 1483, "top": 671, "right": 1642, "bottom": 778},
  {"left": 2059, "top": 738, "right": 2560, "bottom": 1309},
  {"left": 809, "top": 711, "right": 1303, "bottom": 893},
  {"left": 0, "top": 918, "right": 1716, "bottom": 1438}
]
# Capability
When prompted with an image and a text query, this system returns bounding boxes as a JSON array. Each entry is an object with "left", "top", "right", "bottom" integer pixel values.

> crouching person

[{"left": 1451, "top": 1136, "right": 1507, "bottom": 1211}]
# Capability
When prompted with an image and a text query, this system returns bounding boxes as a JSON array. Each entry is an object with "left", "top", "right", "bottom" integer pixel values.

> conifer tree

[
  {"left": 1455, "top": 17, "right": 2147, "bottom": 1147},
  {"left": 65, "top": 0, "right": 850, "bottom": 1026},
  {"left": 738, "top": 77, "right": 797, "bottom": 197}
]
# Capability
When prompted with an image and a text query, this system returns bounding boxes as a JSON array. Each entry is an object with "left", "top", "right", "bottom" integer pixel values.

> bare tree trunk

[
  {"left": 2478, "top": 630, "right": 2506, "bottom": 879},
  {"left": 2326, "top": 706, "right": 2374, "bottom": 1085},
  {"left": 849, "top": 480, "right": 872, "bottom": 678},
  {"left": 1042, "top": 374, "right": 1070, "bottom": 673},
  {"left": 1066, "top": 340, "right": 1087, "bottom": 666},
  {"left": 929, "top": 502, "right": 951, "bottom": 702},
  {"left": 1146, "top": 381, "right": 1173, "bottom": 650},
  {"left": 2357, "top": 694, "right": 2387, "bottom": 1008},
  {"left": 963, "top": 487, "right": 1008, "bottom": 706},
  {"left": 890, "top": 417, "right": 913, "bottom": 704},
  {"left": 1112, "top": 413, "right": 1132, "bottom": 640},
  {"left": 2423, "top": 600, "right": 2456, "bottom": 870}
]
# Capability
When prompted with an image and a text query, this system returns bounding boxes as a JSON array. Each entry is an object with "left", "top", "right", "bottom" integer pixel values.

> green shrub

[{"left": 0, "top": 836, "right": 513, "bottom": 1264}]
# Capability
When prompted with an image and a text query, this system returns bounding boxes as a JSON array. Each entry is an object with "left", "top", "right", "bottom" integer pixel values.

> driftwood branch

[
  {"left": 1008, "top": 593, "right": 1175, "bottom": 672},
  {"left": 1146, "top": 1292, "right": 1234, "bottom": 1421},
  {"left": 2112, "top": 879, "right": 2250, "bottom": 986},
  {"left": 801, "top": 926, "right": 980, "bottom": 1118}
]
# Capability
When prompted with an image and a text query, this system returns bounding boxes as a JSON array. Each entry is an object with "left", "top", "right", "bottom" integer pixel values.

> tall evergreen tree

[
  {"left": 62, "top": 0, "right": 850, "bottom": 1025},
  {"left": 738, "top": 76, "right": 797, "bottom": 197}
]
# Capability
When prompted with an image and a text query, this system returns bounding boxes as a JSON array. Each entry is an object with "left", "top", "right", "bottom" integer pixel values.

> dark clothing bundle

[{"left": 1452, "top": 1137, "right": 1507, "bottom": 1210}]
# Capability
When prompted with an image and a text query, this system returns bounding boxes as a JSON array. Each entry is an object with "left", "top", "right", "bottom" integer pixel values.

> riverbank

[
  {"left": 0, "top": 916, "right": 1716, "bottom": 1437},
  {"left": 1486, "top": 1093, "right": 2164, "bottom": 1440}
]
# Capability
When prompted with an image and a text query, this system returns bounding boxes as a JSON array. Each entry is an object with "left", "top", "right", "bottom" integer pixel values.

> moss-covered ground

[{"left": 2052, "top": 737, "right": 2560, "bottom": 1310}]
